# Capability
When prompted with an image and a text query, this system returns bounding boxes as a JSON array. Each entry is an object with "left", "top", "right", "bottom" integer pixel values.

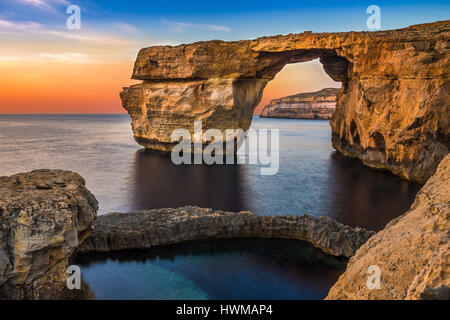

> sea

[{"left": 0, "top": 114, "right": 421, "bottom": 299}]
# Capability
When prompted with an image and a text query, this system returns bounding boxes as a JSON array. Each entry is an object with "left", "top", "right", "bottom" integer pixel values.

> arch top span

[{"left": 133, "top": 45, "right": 351, "bottom": 83}]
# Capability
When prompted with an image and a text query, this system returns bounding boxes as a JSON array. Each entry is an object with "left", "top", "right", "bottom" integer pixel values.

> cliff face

[
  {"left": 0, "top": 170, "right": 98, "bottom": 299},
  {"left": 260, "top": 88, "right": 338, "bottom": 119},
  {"left": 121, "top": 79, "right": 267, "bottom": 152},
  {"left": 122, "top": 20, "right": 449, "bottom": 183},
  {"left": 326, "top": 154, "right": 450, "bottom": 300}
]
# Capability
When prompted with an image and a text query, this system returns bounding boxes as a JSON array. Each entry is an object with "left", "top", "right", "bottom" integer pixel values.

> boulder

[{"left": 0, "top": 170, "right": 98, "bottom": 299}]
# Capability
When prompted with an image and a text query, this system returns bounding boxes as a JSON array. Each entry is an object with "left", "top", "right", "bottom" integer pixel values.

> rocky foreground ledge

[
  {"left": 326, "top": 154, "right": 450, "bottom": 300},
  {"left": 0, "top": 170, "right": 98, "bottom": 299},
  {"left": 1, "top": 156, "right": 448, "bottom": 300},
  {"left": 78, "top": 207, "right": 374, "bottom": 258}
]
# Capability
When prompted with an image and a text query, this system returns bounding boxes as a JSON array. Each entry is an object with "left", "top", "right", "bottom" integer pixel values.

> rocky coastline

[
  {"left": 260, "top": 88, "right": 338, "bottom": 119},
  {"left": 327, "top": 154, "right": 450, "bottom": 300},
  {"left": 0, "top": 20, "right": 448, "bottom": 301},
  {"left": 77, "top": 206, "right": 374, "bottom": 258},
  {"left": 0, "top": 152, "right": 449, "bottom": 299},
  {"left": 0, "top": 169, "right": 372, "bottom": 299}
]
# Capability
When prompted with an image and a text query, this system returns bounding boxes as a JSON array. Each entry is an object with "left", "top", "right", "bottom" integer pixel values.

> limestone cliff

[
  {"left": 121, "top": 20, "right": 449, "bottom": 183},
  {"left": 260, "top": 88, "right": 338, "bottom": 119},
  {"left": 0, "top": 170, "right": 98, "bottom": 299},
  {"left": 326, "top": 154, "right": 450, "bottom": 300}
]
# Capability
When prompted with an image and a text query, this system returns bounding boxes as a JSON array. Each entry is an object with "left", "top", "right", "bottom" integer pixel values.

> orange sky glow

[
  {"left": 1, "top": 58, "right": 339, "bottom": 115},
  {"left": 0, "top": 0, "right": 447, "bottom": 115}
]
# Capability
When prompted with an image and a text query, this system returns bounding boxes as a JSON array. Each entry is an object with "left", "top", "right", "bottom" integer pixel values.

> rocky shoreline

[
  {"left": 0, "top": 20, "right": 449, "bottom": 300},
  {"left": 326, "top": 154, "right": 450, "bottom": 300},
  {"left": 0, "top": 169, "right": 373, "bottom": 299},
  {"left": 260, "top": 88, "right": 338, "bottom": 119},
  {"left": 0, "top": 153, "right": 449, "bottom": 299},
  {"left": 78, "top": 206, "right": 374, "bottom": 258}
]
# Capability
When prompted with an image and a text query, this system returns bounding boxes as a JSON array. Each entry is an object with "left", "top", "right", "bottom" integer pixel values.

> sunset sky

[{"left": 0, "top": 0, "right": 449, "bottom": 114}]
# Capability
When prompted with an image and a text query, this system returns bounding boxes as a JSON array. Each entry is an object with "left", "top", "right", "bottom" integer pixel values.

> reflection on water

[
  {"left": 325, "top": 153, "right": 421, "bottom": 230},
  {"left": 130, "top": 150, "right": 246, "bottom": 212},
  {"left": 0, "top": 115, "right": 421, "bottom": 231},
  {"left": 128, "top": 118, "right": 421, "bottom": 231},
  {"left": 75, "top": 239, "right": 346, "bottom": 300}
]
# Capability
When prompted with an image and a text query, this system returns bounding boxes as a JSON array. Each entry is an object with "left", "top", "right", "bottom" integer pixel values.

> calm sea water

[
  {"left": 0, "top": 114, "right": 421, "bottom": 299},
  {"left": 74, "top": 239, "right": 347, "bottom": 300}
]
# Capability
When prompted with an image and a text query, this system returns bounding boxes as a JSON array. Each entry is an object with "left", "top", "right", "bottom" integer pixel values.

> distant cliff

[{"left": 260, "top": 88, "right": 339, "bottom": 119}]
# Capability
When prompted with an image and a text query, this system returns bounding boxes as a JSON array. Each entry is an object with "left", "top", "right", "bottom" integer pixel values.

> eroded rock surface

[
  {"left": 260, "top": 88, "right": 338, "bottom": 119},
  {"left": 326, "top": 154, "right": 450, "bottom": 300},
  {"left": 122, "top": 20, "right": 449, "bottom": 183},
  {"left": 0, "top": 170, "right": 98, "bottom": 299},
  {"left": 78, "top": 207, "right": 374, "bottom": 258}
]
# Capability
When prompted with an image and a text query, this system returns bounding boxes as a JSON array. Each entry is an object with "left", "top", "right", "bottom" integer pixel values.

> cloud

[
  {"left": 17, "top": 0, "right": 70, "bottom": 10},
  {"left": 0, "top": 52, "right": 92, "bottom": 63},
  {"left": 34, "top": 29, "right": 140, "bottom": 45},
  {"left": 0, "top": 19, "right": 41, "bottom": 30},
  {"left": 20, "top": 0, "right": 51, "bottom": 9},
  {"left": 0, "top": 18, "right": 139, "bottom": 46},
  {"left": 115, "top": 23, "right": 138, "bottom": 33},
  {"left": 165, "top": 20, "right": 231, "bottom": 32},
  {"left": 39, "top": 52, "right": 91, "bottom": 62}
]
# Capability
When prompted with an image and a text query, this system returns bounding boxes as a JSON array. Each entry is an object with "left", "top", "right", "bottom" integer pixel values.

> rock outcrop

[
  {"left": 0, "top": 170, "right": 98, "bottom": 299},
  {"left": 78, "top": 207, "right": 374, "bottom": 258},
  {"left": 260, "top": 88, "right": 338, "bottom": 119},
  {"left": 122, "top": 20, "right": 449, "bottom": 183},
  {"left": 326, "top": 154, "right": 449, "bottom": 300}
]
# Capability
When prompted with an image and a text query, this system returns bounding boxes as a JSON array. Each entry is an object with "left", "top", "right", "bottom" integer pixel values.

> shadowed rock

[{"left": 78, "top": 207, "right": 375, "bottom": 258}]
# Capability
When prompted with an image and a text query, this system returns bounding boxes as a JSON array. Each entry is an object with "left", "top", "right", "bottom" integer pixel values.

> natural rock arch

[{"left": 121, "top": 21, "right": 450, "bottom": 183}]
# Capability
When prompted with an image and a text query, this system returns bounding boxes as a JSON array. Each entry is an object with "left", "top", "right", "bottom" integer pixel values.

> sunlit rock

[
  {"left": 260, "top": 88, "right": 338, "bottom": 119},
  {"left": 121, "top": 21, "right": 449, "bottom": 183}
]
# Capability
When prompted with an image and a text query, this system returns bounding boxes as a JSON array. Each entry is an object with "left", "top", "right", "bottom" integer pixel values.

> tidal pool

[{"left": 74, "top": 239, "right": 347, "bottom": 300}]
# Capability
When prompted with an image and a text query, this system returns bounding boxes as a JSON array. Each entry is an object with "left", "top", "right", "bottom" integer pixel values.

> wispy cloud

[
  {"left": 0, "top": 52, "right": 92, "bottom": 63},
  {"left": 0, "top": 18, "right": 139, "bottom": 46},
  {"left": 164, "top": 20, "right": 231, "bottom": 32},
  {"left": 34, "top": 29, "right": 140, "bottom": 45},
  {"left": 0, "top": 19, "right": 41, "bottom": 30},
  {"left": 39, "top": 52, "right": 91, "bottom": 62},
  {"left": 20, "top": 0, "right": 51, "bottom": 9},
  {"left": 17, "top": 0, "right": 69, "bottom": 10},
  {"left": 115, "top": 22, "right": 138, "bottom": 33}
]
